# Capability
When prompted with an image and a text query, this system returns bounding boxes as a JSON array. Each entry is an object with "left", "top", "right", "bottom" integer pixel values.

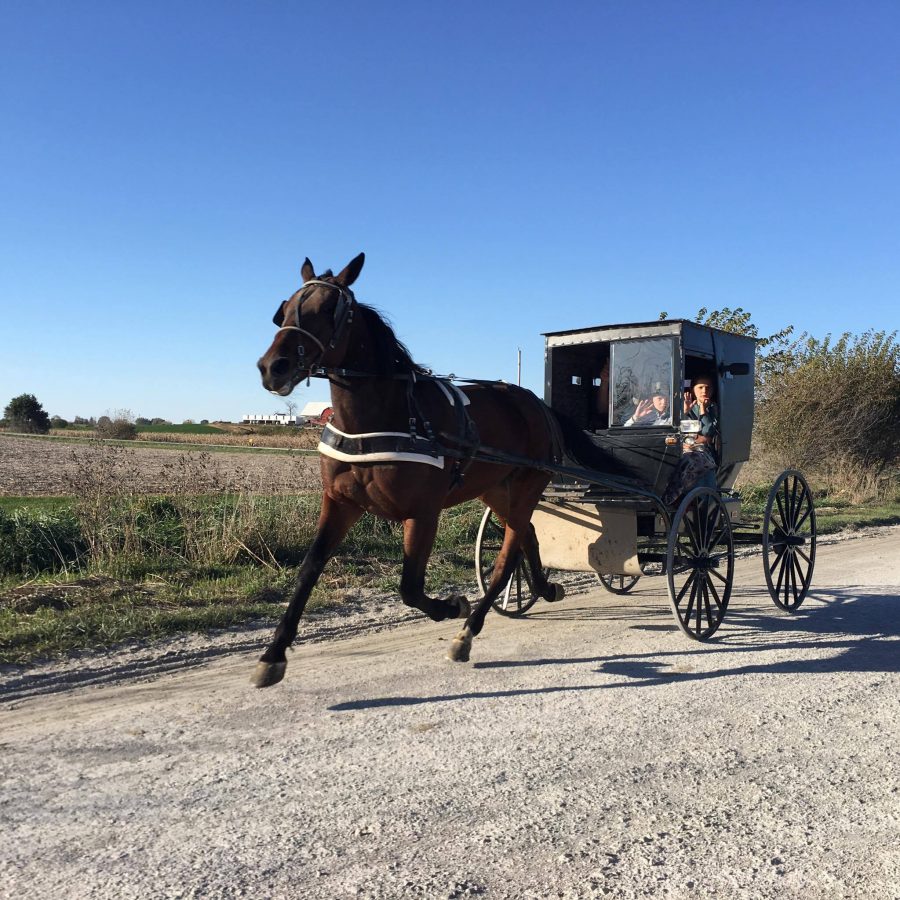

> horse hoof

[
  {"left": 452, "top": 595, "right": 471, "bottom": 619},
  {"left": 546, "top": 583, "right": 566, "bottom": 603},
  {"left": 251, "top": 661, "right": 287, "bottom": 688},
  {"left": 446, "top": 628, "right": 472, "bottom": 663}
]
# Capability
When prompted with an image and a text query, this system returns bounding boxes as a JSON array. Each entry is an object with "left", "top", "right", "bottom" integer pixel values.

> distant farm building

[
  {"left": 301, "top": 401, "right": 334, "bottom": 425},
  {"left": 240, "top": 402, "right": 333, "bottom": 427},
  {"left": 241, "top": 413, "right": 304, "bottom": 426}
]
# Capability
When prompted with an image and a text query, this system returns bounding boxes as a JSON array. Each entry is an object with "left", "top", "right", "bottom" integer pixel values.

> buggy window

[{"left": 610, "top": 338, "right": 674, "bottom": 427}]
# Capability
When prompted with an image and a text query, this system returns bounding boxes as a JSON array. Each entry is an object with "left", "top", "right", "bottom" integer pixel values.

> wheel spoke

[
  {"left": 695, "top": 577, "right": 703, "bottom": 633},
  {"left": 782, "top": 555, "right": 791, "bottom": 607},
  {"left": 708, "top": 518, "right": 728, "bottom": 553},
  {"left": 706, "top": 573, "right": 722, "bottom": 611},
  {"left": 791, "top": 552, "right": 808, "bottom": 592},
  {"left": 788, "top": 553, "right": 798, "bottom": 606},
  {"left": 794, "top": 501, "right": 813, "bottom": 532},
  {"left": 500, "top": 577, "right": 513, "bottom": 611},
  {"left": 768, "top": 543, "right": 788, "bottom": 576},
  {"left": 774, "top": 550, "right": 788, "bottom": 597},
  {"left": 775, "top": 491, "right": 788, "bottom": 530},
  {"left": 708, "top": 567, "right": 729, "bottom": 585},
  {"left": 684, "top": 511, "right": 702, "bottom": 554},
  {"left": 675, "top": 569, "right": 698, "bottom": 605},
  {"left": 684, "top": 575, "right": 699, "bottom": 624},
  {"left": 702, "top": 578, "right": 715, "bottom": 628},
  {"left": 794, "top": 545, "right": 812, "bottom": 566},
  {"left": 789, "top": 476, "right": 800, "bottom": 526}
]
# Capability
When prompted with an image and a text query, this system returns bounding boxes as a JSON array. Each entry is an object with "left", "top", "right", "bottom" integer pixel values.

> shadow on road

[{"left": 329, "top": 586, "right": 900, "bottom": 711}]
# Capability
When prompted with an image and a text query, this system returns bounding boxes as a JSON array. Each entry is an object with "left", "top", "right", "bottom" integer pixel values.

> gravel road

[{"left": 2, "top": 528, "right": 898, "bottom": 900}]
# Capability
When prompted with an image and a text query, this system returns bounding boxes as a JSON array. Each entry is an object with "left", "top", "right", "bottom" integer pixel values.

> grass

[
  {"left": 1, "top": 488, "right": 897, "bottom": 667},
  {"left": 0, "top": 496, "right": 485, "bottom": 665}
]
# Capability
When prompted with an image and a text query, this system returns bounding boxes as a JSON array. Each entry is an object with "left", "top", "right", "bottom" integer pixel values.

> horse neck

[{"left": 325, "top": 315, "right": 413, "bottom": 434}]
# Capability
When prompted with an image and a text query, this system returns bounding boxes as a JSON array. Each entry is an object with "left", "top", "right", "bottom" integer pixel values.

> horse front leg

[
  {"left": 399, "top": 516, "right": 471, "bottom": 622},
  {"left": 252, "top": 495, "right": 363, "bottom": 688}
]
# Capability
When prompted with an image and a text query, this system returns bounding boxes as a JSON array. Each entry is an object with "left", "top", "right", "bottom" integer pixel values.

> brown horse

[{"left": 252, "top": 253, "right": 564, "bottom": 687}]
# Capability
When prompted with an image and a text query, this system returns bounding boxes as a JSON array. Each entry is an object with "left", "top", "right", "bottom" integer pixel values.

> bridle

[{"left": 275, "top": 279, "right": 356, "bottom": 373}]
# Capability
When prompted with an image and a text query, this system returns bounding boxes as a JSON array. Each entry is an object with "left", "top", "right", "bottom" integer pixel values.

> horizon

[{"left": 2, "top": 1, "right": 898, "bottom": 422}]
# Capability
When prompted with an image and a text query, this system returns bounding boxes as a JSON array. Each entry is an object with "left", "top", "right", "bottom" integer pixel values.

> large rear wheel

[
  {"left": 666, "top": 487, "right": 734, "bottom": 640},
  {"left": 475, "top": 507, "right": 541, "bottom": 617},
  {"left": 763, "top": 469, "right": 816, "bottom": 612}
]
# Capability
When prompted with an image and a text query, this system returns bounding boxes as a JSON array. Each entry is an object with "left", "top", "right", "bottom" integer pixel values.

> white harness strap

[
  {"left": 317, "top": 422, "right": 446, "bottom": 469},
  {"left": 275, "top": 324, "right": 326, "bottom": 355}
]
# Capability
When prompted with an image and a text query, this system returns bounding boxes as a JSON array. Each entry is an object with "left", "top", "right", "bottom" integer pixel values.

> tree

[
  {"left": 50, "top": 416, "right": 69, "bottom": 429},
  {"left": 3, "top": 394, "right": 51, "bottom": 434},
  {"left": 95, "top": 409, "right": 137, "bottom": 440},
  {"left": 756, "top": 330, "right": 900, "bottom": 496},
  {"left": 659, "top": 306, "right": 794, "bottom": 387}
]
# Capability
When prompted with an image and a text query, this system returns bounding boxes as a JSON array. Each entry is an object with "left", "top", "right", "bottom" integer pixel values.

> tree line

[{"left": 0, "top": 399, "right": 203, "bottom": 439}]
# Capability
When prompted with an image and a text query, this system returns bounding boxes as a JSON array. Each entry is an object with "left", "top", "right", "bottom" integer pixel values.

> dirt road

[{"left": 2, "top": 528, "right": 899, "bottom": 899}]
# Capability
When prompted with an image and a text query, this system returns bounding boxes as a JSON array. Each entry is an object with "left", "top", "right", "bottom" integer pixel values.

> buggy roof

[{"left": 543, "top": 318, "right": 757, "bottom": 350}]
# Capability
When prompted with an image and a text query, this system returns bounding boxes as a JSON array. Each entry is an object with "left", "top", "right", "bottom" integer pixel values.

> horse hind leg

[
  {"left": 520, "top": 521, "right": 565, "bottom": 603},
  {"left": 447, "top": 519, "right": 524, "bottom": 663},
  {"left": 399, "top": 516, "right": 471, "bottom": 623},
  {"left": 448, "top": 484, "right": 561, "bottom": 663}
]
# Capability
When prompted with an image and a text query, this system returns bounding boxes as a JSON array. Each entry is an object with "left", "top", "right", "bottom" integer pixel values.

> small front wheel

[
  {"left": 763, "top": 469, "right": 816, "bottom": 612},
  {"left": 666, "top": 487, "right": 734, "bottom": 640},
  {"left": 475, "top": 507, "right": 540, "bottom": 617},
  {"left": 596, "top": 572, "right": 641, "bottom": 594}
]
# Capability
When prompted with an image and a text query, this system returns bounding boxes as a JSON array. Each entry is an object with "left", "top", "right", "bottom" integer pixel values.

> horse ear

[
  {"left": 272, "top": 301, "right": 286, "bottom": 326},
  {"left": 335, "top": 252, "right": 365, "bottom": 287},
  {"left": 301, "top": 258, "right": 315, "bottom": 283}
]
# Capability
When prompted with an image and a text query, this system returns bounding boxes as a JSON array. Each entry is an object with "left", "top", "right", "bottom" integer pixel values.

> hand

[
  {"left": 633, "top": 399, "right": 653, "bottom": 419},
  {"left": 683, "top": 390, "right": 693, "bottom": 413},
  {"left": 696, "top": 398, "right": 708, "bottom": 416}
]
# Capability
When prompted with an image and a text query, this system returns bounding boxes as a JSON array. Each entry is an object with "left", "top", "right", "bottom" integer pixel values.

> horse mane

[{"left": 357, "top": 303, "right": 428, "bottom": 376}]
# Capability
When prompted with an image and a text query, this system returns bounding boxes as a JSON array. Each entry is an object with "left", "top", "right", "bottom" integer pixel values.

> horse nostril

[{"left": 271, "top": 358, "right": 291, "bottom": 377}]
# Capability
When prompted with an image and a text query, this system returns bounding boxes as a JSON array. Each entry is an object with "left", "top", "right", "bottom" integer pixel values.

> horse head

[{"left": 257, "top": 252, "right": 365, "bottom": 396}]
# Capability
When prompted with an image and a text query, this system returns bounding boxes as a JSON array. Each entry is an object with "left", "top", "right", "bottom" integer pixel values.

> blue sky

[{"left": 1, "top": 1, "right": 898, "bottom": 422}]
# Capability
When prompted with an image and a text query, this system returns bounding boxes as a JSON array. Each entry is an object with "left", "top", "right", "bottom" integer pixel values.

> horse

[{"left": 252, "top": 252, "right": 565, "bottom": 688}]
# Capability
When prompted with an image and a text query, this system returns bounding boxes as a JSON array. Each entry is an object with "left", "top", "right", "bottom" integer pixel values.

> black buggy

[{"left": 475, "top": 319, "right": 817, "bottom": 640}]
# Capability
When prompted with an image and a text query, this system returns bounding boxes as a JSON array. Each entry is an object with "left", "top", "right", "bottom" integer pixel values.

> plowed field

[{"left": 0, "top": 436, "right": 322, "bottom": 496}]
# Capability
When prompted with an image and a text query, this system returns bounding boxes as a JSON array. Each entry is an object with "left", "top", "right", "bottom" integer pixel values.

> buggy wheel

[
  {"left": 475, "top": 507, "right": 540, "bottom": 617},
  {"left": 596, "top": 572, "right": 641, "bottom": 594},
  {"left": 666, "top": 487, "right": 734, "bottom": 641},
  {"left": 763, "top": 469, "right": 816, "bottom": 612}
]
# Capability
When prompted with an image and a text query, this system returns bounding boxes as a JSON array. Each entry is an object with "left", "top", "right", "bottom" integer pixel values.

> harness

[
  {"left": 275, "top": 279, "right": 356, "bottom": 373},
  {"left": 274, "top": 278, "right": 480, "bottom": 485}
]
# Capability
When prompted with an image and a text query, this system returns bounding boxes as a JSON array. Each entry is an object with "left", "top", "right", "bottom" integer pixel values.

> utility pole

[{"left": 517, "top": 348, "right": 522, "bottom": 386}]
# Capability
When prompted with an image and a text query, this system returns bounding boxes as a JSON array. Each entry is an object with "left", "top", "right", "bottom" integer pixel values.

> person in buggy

[
  {"left": 663, "top": 375, "right": 720, "bottom": 506},
  {"left": 623, "top": 383, "right": 672, "bottom": 426}
]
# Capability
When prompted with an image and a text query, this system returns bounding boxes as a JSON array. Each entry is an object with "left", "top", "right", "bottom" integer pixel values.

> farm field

[{"left": 0, "top": 434, "right": 322, "bottom": 496}]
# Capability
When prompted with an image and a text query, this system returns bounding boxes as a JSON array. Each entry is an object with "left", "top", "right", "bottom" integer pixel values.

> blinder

[{"left": 274, "top": 278, "right": 356, "bottom": 372}]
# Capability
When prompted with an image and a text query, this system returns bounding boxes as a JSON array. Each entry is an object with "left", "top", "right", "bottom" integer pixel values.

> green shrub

[{"left": 0, "top": 507, "right": 85, "bottom": 577}]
